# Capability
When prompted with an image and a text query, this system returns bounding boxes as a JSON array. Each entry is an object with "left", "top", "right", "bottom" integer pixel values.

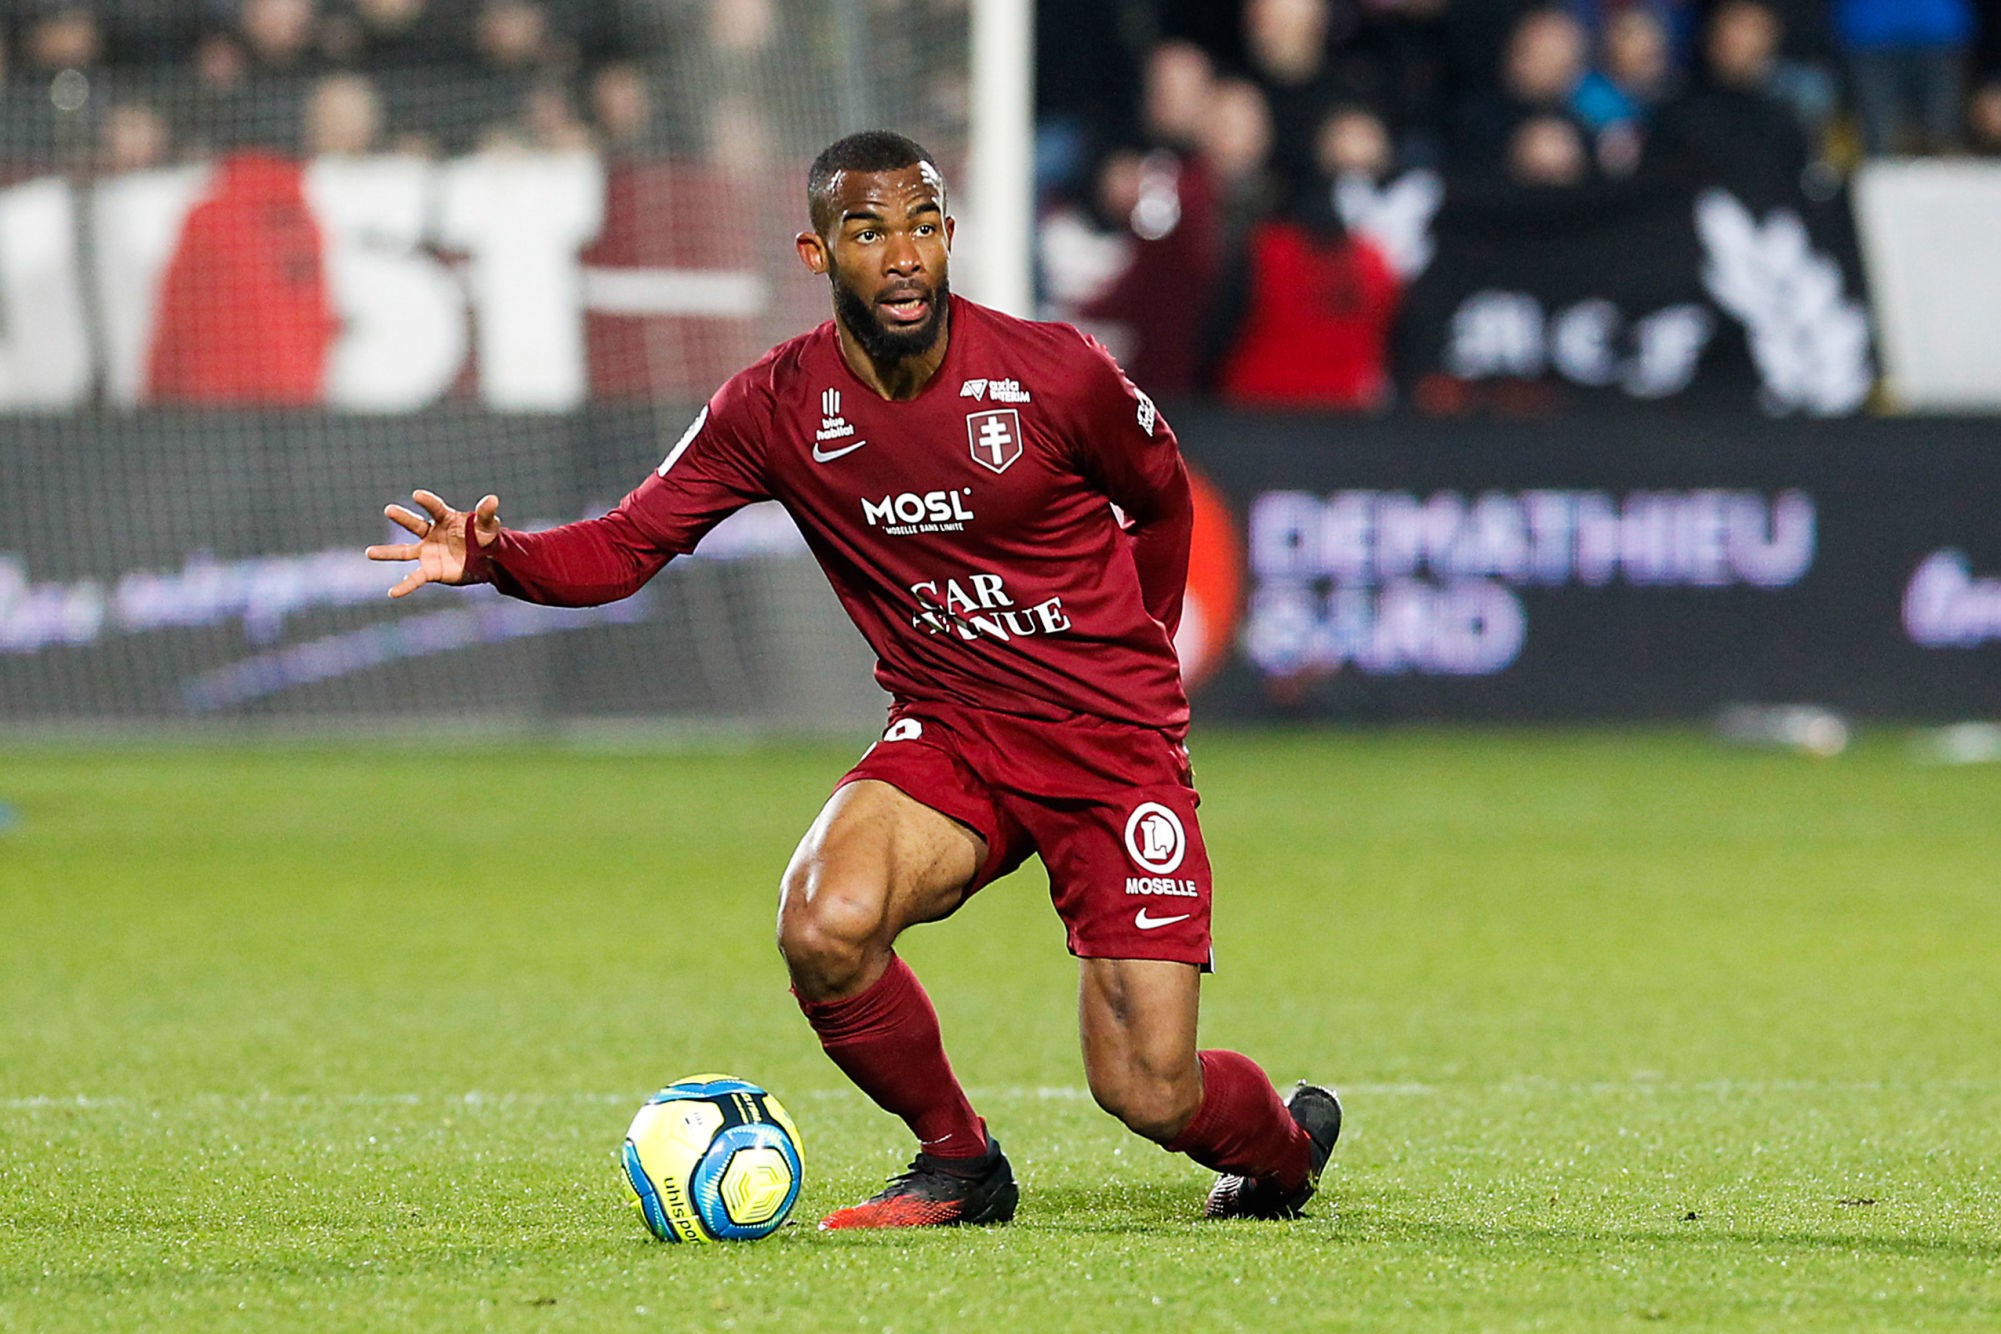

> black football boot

[
  {"left": 1203, "top": 1082, "right": 1343, "bottom": 1220},
  {"left": 819, "top": 1135, "right": 1019, "bottom": 1230}
]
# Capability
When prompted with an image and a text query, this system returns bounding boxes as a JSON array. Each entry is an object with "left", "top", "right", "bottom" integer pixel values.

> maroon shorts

[{"left": 835, "top": 702, "right": 1213, "bottom": 968}]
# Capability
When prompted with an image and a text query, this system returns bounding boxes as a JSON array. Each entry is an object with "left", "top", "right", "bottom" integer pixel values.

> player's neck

[{"left": 834, "top": 304, "right": 952, "bottom": 402}]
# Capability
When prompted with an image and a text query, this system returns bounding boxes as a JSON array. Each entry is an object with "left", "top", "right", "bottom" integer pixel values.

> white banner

[{"left": 1854, "top": 159, "right": 2001, "bottom": 411}]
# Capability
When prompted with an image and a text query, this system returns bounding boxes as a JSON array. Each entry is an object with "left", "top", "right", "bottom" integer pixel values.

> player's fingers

[
  {"left": 387, "top": 571, "right": 427, "bottom": 598},
  {"left": 412, "top": 489, "right": 452, "bottom": 522},
  {"left": 365, "top": 543, "right": 420, "bottom": 561},
  {"left": 385, "top": 504, "right": 431, "bottom": 537},
  {"left": 472, "top": 494, "right": 500, "bottom": 545}
]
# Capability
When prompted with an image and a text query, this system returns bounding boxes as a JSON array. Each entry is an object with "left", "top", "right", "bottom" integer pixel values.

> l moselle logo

[{"left": 1124, "top": 802, "right": 1186, "bottom": 874}]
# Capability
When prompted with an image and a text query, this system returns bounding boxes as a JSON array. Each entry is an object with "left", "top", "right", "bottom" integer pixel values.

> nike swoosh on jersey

[
  {"left": 811, "top": 439, "right": 869, "bottom": 462},
  {"left": 1133, "top": 908, "right": 1192, "bottom": 930}
]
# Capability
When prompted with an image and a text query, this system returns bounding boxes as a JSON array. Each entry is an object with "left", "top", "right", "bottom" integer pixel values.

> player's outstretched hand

[{"left": 365, "top": 489, "right": 501, "bottom": 597}]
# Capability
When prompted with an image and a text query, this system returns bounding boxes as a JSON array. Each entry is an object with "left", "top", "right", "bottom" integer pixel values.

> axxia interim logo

[
  {"left": 861, "top": 489, "right": 975, "bottom": 536},
  {"left": 966, "top": 410, "right": 1024, "bottom": 475},
  {"left": 960, "top": 377, "right": 1031, "bottom": 403},
  {"left": 908, "top": 570, "right": 1070, "bottom": 642}
]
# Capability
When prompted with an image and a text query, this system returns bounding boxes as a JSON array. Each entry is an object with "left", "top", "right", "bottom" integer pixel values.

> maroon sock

[
  {"left": 1164, "top": 1049, "right": 1313, "bottom": 1190},
  {"left": 794, "top": 955, "right": 988, "bottom": 1160}
]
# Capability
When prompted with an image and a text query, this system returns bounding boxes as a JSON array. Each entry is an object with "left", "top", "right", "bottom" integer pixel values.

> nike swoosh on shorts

[
  {"left": 812, "top": 439, "right": 868, "bottom": 462},
  {"left": 1134, "top": 908, "right": 1191, "bottom": 930}
]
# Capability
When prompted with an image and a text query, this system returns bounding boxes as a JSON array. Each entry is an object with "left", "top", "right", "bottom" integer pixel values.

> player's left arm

[{"left": 1070, "top": 336, "right": 1193, "bottom": 637}]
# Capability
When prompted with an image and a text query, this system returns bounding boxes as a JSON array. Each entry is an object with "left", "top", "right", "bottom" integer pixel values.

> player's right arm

[{"left": 364, "top": 388, "right": 773, "bottom": 606}]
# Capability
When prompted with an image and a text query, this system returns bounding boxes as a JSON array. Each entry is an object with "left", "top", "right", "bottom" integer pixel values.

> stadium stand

[
  {"left": 0, "top": 1, "right": 1988, "bottom": 411},
  {"left": 1029, "top": 0, "right": 1992, "bottom": 409}
]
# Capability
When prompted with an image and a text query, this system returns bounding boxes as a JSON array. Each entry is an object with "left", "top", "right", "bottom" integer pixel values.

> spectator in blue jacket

[
  {"left": 1574, "top": 9, "right": 1676, "bottom": 174},
  {"left": 1574, "top": 8, "right": 1677, "bottom": 133},
  {"left": 1835, "top": 0, "right": 1976, "bottom": 154}
]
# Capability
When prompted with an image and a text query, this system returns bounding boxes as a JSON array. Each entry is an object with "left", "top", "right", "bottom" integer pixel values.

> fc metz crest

[{"left": 966, "top": 409, "right": 1023, "bottom": 475}]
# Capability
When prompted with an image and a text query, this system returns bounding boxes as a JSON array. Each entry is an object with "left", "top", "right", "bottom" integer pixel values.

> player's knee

[
  {"left": 776, "top": 865, "right": 888, "bottom": 996},
  {"left": 776, "top": 911, "right": 870, "bottom": 998},
  {"left": 1088, "top": 1064, "right": 1201, "bottom": 1143}
]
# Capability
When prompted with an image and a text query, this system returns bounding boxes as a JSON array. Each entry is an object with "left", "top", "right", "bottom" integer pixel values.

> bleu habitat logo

[{"left": 1245, "top": 488, "right": 1817, "bottom": 677}]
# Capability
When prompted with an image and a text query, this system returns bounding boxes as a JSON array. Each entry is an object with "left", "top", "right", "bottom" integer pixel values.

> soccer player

[{"left": 365, "top": 131, "right": 1340, "bottom": 1229}]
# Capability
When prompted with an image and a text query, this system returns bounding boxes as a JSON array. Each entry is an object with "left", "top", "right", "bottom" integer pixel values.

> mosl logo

[{"left": 862, "top": 490, "right": 975, "bottom": 535}]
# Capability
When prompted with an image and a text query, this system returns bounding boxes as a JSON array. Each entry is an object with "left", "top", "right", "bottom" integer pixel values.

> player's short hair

[{"left": 807, "top": 130, "right": 942, "bottom": 233}]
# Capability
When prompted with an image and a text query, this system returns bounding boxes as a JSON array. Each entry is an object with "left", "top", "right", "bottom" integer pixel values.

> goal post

[{"left": 964, "top": 0, "right": 1035, "bottom": 317}]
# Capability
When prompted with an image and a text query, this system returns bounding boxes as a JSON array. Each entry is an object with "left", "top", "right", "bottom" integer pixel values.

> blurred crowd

[
  {"left": 1038, "top": 0, "right": 2001, "bottom": 405},
  {"left": 3, "top": 0, "right": 1989, "bottom": 412},
  {"left": 0, "top": 1, "right": 626, "bottom": 166},
  {"left": 0, "top": 0, "right": 965, "bottom": 171}
]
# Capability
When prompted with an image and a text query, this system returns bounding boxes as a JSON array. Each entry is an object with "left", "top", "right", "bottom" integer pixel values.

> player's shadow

[
  {"left": 798, "top": 1181, "right": 1236, "bottom": 1239},
  {"left": 974, "top": 1194, "right": 2001, "bottom": 1253},
  {"left": 1374, "top": 1213, "right": 2001, "bottom": 1263},
  {"left": 1009, "top": 1180, "right": 1306, "bottom": 1236}
]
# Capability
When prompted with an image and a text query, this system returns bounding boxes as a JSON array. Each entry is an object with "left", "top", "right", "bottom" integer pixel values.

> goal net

[{"left": 0, "top": 1, "right": 974, "bottom": 736}]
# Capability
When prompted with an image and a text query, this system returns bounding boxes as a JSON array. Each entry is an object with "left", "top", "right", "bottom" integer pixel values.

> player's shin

[
  {"left": 1163, "top": 1049, "right": 1314, "bottom": 1191},
  {"left": 793, "top": 954, "right": 988, "bottom": 1159}
]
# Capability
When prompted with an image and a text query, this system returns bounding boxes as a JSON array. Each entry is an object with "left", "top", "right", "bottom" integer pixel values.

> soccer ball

[{"left": 620, "top": 1074, "right": 803, "bottom": 1242}]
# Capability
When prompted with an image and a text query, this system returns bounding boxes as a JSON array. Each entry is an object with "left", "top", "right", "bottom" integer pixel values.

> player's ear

[
  {"left": 796, "top": 231, "right": 828, "bottom": 274},
  {"left": 944, "top": 215, "right": 955, "bottom": 249}
]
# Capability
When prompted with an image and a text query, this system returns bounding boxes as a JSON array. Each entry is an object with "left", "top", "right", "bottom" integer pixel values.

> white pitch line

[{"left": 5, "top": 1079, "right": 1999, "bottom": 1113}]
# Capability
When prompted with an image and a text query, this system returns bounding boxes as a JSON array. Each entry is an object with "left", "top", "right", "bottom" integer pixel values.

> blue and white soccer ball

[{"left": 620, "top": 1074, "right": 804, "bottom": 1242}]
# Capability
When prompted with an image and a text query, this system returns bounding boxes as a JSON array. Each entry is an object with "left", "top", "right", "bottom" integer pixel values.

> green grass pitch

[{"left": 3, "top": 730, "right": 1998, "bottom": 1331}]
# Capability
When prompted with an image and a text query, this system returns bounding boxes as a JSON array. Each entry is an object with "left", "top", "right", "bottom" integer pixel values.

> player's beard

[{"left": 831, "top": 271, "right": 950, "bottom": 366}]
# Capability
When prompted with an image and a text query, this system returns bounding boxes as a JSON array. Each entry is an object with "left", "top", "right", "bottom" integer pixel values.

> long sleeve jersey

[{"left": 467, "top": 296, "right": 1195, "bottom": 735}]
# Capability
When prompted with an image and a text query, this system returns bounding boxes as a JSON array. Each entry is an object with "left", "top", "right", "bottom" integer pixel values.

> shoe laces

[
  {"left": 874, "top": 1148, "right": 994, "bottom": 1200},
  {"left": 877, "top": 1158, "right": 935, "bottom": 1197}
]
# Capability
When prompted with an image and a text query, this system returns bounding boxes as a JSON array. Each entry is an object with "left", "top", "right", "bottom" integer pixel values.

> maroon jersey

[{"left": 468, "top": 297, "right": 1194, "bottom": 734}]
